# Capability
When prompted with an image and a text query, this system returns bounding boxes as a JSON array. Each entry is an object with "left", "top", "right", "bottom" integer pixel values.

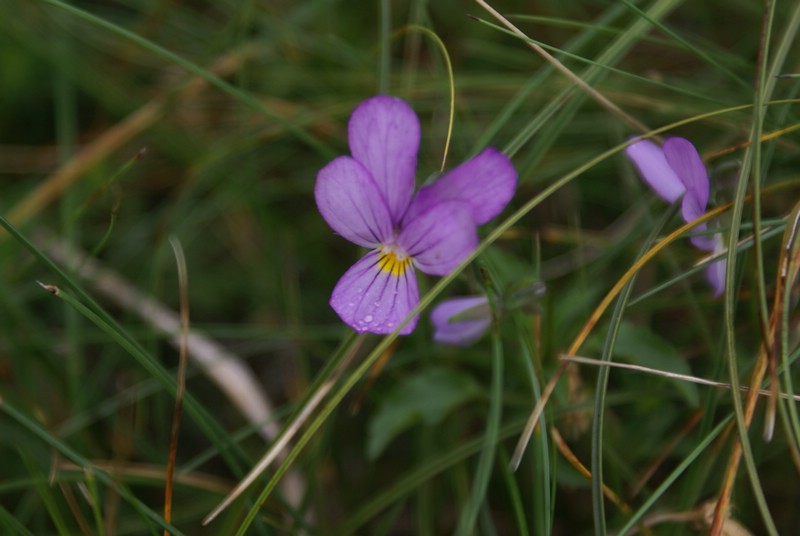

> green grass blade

[
  {"left": 331, "top": 418, "right": 528, "bottom": 536},
  {"left": 498, "top": 448, "right": 530, "bottom": 536},
  {"left": 0, "top": 504, "right": 37, "bottom": 536},
  {"left": 453, "top": 327, "right": 504, "bottom": 535},
  {"left": 587, "top": 203, "right": 678, "bottom": 535},
  {"left": 614, "top": 415, "right": 732, "bottom": 536}
]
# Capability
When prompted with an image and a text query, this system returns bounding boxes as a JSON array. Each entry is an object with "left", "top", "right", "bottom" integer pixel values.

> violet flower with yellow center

[
  {"left": 625, "top": 136, "right": 725, "bottom": 295},
  {"left": 315, "top": 96, "right": 517, "bottom": 334}
]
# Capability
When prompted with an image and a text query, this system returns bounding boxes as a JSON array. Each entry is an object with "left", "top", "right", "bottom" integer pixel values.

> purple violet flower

[
  {"left": 625, "top": 136, "right": 726, "bottom": 295},
  {"left": 431, "top": 296, "right": 492, "bottom": 346},
  {"left": 315, "top": 96, "right": 517, "bottom": 334}
]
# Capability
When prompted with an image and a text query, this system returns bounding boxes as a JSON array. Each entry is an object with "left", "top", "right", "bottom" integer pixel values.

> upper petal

[
  {"left": 404, "top": 148, "right": 517, "bottom": 226},
  {"left": 399, "top": 200, "right": 478, "bottom": 276},
  {"left": 625, "top": 139, "right": 685, "bottom": 203},
  {"left": 348, "top": 96, "right": 420, "bottom": 224},
  {"left": 330, "top": 250, "right": 420, "bottom": 335},
  {"left": 430, "top": 296, "right": 492, "bottom": 346},
  {"left": 663, "top": 137, "right": 709, "bottom": 224},
  {"left": 315, "top": 156, "right": 394, "bottom": 247}
]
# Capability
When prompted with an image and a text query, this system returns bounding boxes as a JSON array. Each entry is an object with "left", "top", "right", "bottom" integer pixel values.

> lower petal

[
  {"left": 689, "top": 223, "right": 715, "bottom": 251},
  {"left": 705, "top": 234, "right": 726, "bottom": 297},
  {"left": 330, "top": 250, "right": 420, "bottom": 335}
]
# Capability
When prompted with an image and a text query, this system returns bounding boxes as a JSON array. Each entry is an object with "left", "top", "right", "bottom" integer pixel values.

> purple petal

[
  {"left": 330, "top": 250, "right": 419, "bottom": 334},
  {"left": 690, "top": 226, "right": 716, "bottom": 251},
  {"left": 398, "top": 200, "right": 478, "bottom": 276},
  {"left": 404, "top": 148, "right": 517, "bottom": 226},
  {"left": 625, "top": 139, "right": 685, "bottom": 203},
  {"left": 315, "top": 156, "right": 394, "bottom": 248},
  {"left": 348, "top": 96, "right": 420, "bottom": 224},
  {"left": 663, "top": 137, "right": 709, "bottom": 224},
  {"left": 704, "top": 234, "right": 726, "bottom": 297},
  {"left": 431, "top": 296, "right": 491, "bottom": 346}
]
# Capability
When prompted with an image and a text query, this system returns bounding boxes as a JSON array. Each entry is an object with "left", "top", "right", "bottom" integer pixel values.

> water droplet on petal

[{"left": 364, "top": 314, "right": 374, "bottom": 323}]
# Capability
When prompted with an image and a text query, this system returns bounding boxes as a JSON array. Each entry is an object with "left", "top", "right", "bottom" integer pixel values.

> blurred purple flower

[
  {"left": 315, "top": 96, "right": 516, "bottom": 334},
  {"left": 625, "top": 137, "right": 725, "bottom": 295},
  {"left": 431, "top": 296, "right": 492, "bottom": 346}
]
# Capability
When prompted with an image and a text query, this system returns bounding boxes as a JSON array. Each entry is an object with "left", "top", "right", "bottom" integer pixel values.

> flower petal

[
  {"left": 704, "top": 234, "right": 726, "bottom": 297},
  {"left": 404, "top": 148, "right": 517, "bottom": 226},
  {"left": 399, "top": 200, "right": 478, "bottom": 276},
  {"left": 625, "top": 139, "right": 685, "bottom": 203},
  {"left": 330, "top": 250, "right": 419, "bottom": 335},
  {"left": 315, "top": 156, "right": 394, "bottom": 247},
  {"left": 431, "top": 296, "right": 492, "bottom": 346},
  {"left": 663, "top": 137, "right": 709, "bottom": 224},
  {"left": 348, "top": 96, "right": 420, "bottom": 223},
  {"left": 689, "top": 225, "right": 716, "bottom": 251}
]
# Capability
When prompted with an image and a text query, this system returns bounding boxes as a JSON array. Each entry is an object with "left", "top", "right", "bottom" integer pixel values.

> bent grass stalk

[
  {"left": 1, "top": 286, "right": 185, "bottom": 535},
  {"left": 712, "top": 1, "right": 785, "bottom": 532},
  {"left": 163, "top": 237, "right": 189, "bottom": 533},
  {"left": 509, "top": 185, "right": 799, "bottom": 472},
  {"left": 203, "top": 333, "right": 363, "bottom": 524},
  {"left": 474, "top": 0, "right": 652, "bottom": 135},
  {"left": 393, "top": 24, "right": 455, "bottom": 172},
  {"left": 509, "top": 199, "right": 735, "bottom": 471},
  {"left": 0, "top": 215, "right": 257, "bottom": 491}
]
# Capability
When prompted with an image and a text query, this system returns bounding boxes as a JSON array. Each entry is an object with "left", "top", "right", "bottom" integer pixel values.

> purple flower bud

[
  {"left": 430, "top": 296, "right": 492, "bottom": 346},
  {"left": 626, "top": 137, "right": 726, "bottom": 293}
]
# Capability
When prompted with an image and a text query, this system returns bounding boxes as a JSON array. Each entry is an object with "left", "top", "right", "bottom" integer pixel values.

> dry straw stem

[
  {"left": 473, "top": 0, "right": 651, "bottom": 135},
  {"left": 713, "top": 202, "right": 800, "bottom": 534},
  {"left": 57, "top": 461, "right": 232, "bottom": 495},
  {"left": 512, "top": 192, "right": 797, "bottom": 470},
  {"left": 629, "top": 410, "right": 703, "bottom": 498},
  {"left": 620, "top": 499, "right": 752, "bottom": 536},
  {"left": 163, "top": 237, "right": 189, "bottom": 532},
  {"left": 550, "top": 426, "right": 632, "bottom": 515},
  {"left": 560, "top": 355, "right": 800, "bottom": 403},
  {"left": 2, "top": 45, "right": 254, "bottom": 238},
  {"left": 202, "top": 335, "right": 365, "bottom": 525},
  {"left": 510, "top": 198, "right": 735, "bottom": 470},
  {"left": 41, "top": 235, "right": 307, "bottom": 509}
]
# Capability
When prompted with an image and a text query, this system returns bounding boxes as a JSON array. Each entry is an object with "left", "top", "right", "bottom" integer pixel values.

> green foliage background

[{"left": 0, "top": 0, "right": 799, "bottom": 534}]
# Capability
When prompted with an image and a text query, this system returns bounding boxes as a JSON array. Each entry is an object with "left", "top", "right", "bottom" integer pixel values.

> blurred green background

[{"left": 1, "top": 0, "right": 799, "bottom": 534}]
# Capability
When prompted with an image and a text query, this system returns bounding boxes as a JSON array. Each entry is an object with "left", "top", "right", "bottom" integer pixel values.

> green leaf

[
  {"left": 613, "top": 322, "right": 700, "bottom": 407},
  {"left": 366, "top": 368, "right": 481, "bottom": 460}
]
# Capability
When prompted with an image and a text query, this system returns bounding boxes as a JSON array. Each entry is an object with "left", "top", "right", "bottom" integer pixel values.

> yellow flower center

[{"left": 377, "top": 246, "right": 411, "bottom": 276}]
